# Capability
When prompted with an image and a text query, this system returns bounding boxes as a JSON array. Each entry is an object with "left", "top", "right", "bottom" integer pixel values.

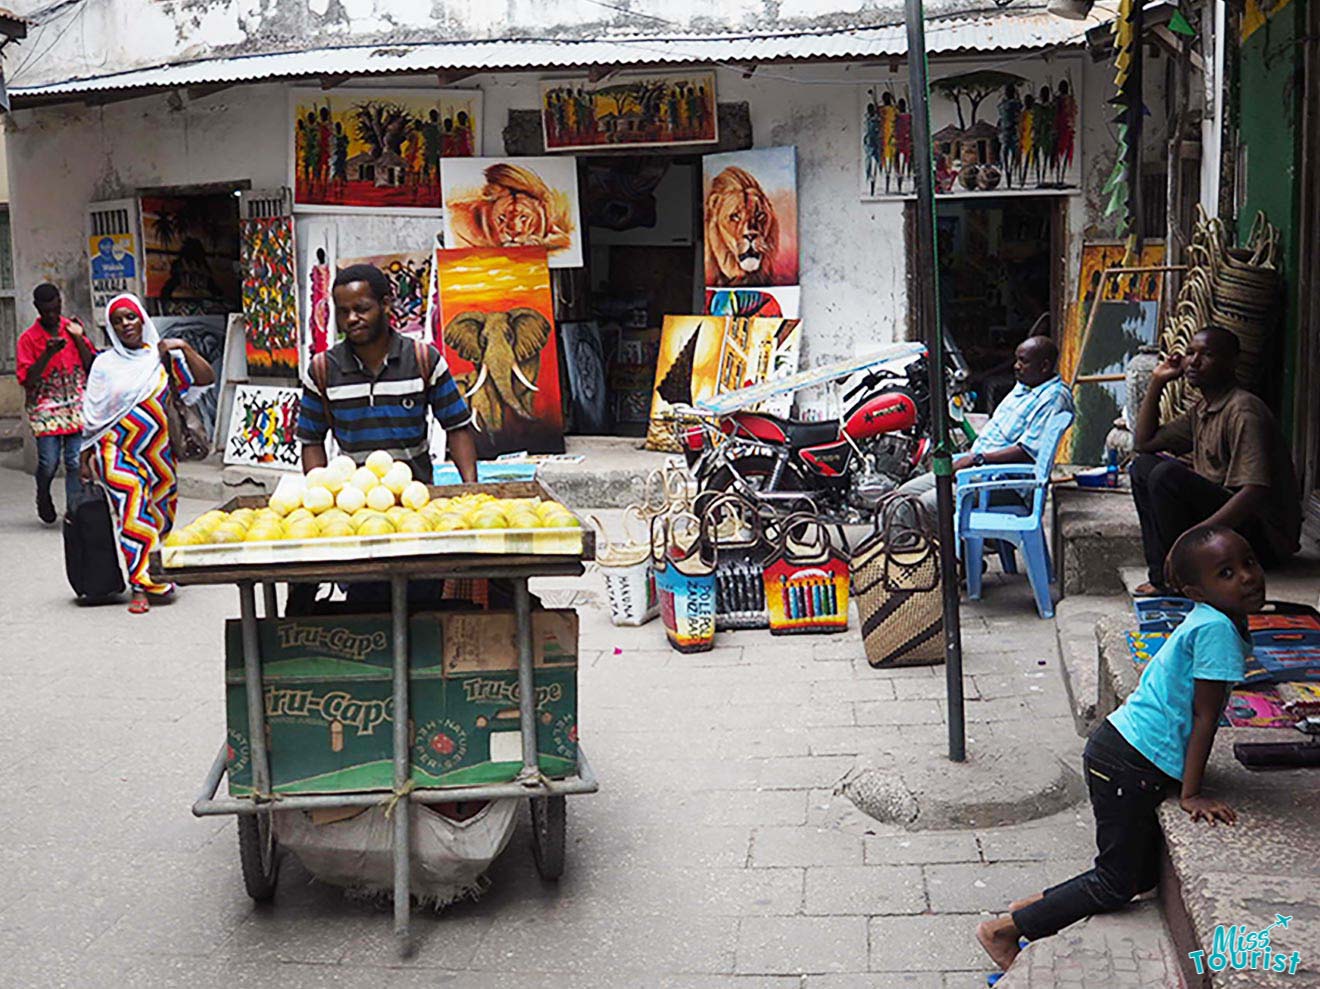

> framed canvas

[
  {"left": 239, "top": 206, "right": 299, "bottom": 378},
  {"left": 290, "top": 88, "right": 482, "bottom": 213},
  {"left": 860, "top": 56, "right": 1082, "bottom": 200},
  {"left": 223, "top": 384, "right": 302, "bottom": 469},
  {"left": 337, "top": 251, "right": 432, "bottom": 340},
  {"left": 705, "top": 287, "right": 801, "bottom": 319},
  {"left": 140, "top": 193, "right": 240, "bottom": 305},
  {"left": 561, "top": 321, "right": 610, "bottom": 433},
  {"left": 646, "top": 315, "right": 730, "bottom": 451},
  {"left": 434, "top": 246, "right": 566, "bottom": 457},
  {"left": 441, "top": 156, "right": 584, "bottom": 268},
  {"left": 540, "top": 72, "right": 717, "bottom": 152},
  {"left": 703, "top": 147, "right": 799, "bottom": 288}
]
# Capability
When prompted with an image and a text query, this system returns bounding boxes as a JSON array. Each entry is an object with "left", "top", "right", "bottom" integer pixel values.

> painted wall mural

[{"left": 434, "top": 246, "right": 565, "bottom": 457}]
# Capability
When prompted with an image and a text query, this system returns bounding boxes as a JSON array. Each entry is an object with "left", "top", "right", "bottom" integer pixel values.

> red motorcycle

[{"left": 684, "top": 349, "right": 974, "bottom": 524}]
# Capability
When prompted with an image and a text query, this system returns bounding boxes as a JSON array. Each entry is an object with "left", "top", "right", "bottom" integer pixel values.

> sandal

[
  {"left": 128, "top": 597, "right": 150, "bottom": 615},
  {"left": 146, "top": 587, "right": 177, "bottom": 604},
  {"left": 1133, "top": 582, "right": 1171, "bottom": 597}
]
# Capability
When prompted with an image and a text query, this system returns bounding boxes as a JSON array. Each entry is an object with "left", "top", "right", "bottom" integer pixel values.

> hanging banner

[{"left": 860, "top": 55, "right": 1082, "bottom": 200}]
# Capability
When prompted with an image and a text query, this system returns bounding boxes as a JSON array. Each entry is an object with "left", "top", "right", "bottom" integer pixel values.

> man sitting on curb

[
  {"left": 897, "top": 335, "right": 1074, "bottom": 521},
  {"left": 1130, "top": 325, "right": 1300, "bottom": 595}
]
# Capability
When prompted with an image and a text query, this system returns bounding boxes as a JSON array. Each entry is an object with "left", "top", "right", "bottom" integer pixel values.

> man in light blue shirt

[{"left": 897, "top": 335, "right": 1074, "bottom": 517}]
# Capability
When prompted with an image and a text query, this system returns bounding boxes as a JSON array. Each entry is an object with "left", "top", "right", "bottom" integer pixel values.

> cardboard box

[{"left": 224, "top": 611, "right": 578, "bottom": 796}]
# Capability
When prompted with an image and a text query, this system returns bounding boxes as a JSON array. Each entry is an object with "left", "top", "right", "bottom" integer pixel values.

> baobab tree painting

[
  {"left": 861, "top": 57, "right": 1082, "bottom": 200},
  {"left": 291, "top": 88, "right": 483, "bottom": 210}
]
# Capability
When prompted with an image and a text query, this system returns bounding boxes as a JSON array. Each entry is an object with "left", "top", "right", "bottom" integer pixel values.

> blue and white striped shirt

[
  {"left": 971, "top": 375, "right": 1075, "bottom": 461},
  {"left": 296, "top": 332, "right": 471, "bottom": 481}
]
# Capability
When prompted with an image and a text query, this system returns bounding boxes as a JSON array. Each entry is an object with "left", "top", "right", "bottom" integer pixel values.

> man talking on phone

[{"left": 16, "top": 284, "right": 97, "bottom": 523}]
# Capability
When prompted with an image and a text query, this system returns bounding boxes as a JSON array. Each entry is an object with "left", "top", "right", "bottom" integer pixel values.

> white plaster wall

[{"left": 5, "top": 55, "right": 1130, "bottom": 380}]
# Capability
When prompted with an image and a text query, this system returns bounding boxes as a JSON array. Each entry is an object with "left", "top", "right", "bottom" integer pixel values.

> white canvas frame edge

[
  {"left": 537, "top": 70, "right": 720, "bottom": 154},
  {"left": 287, "top": 86, "right": 485, "bottom": 214},
  {"left": 440, "top": 156, "right": 584, "bottom": 269}
]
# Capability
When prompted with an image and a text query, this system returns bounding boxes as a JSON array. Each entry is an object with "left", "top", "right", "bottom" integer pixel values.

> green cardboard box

[{"left": 224, "top": 611, "right": 578, "bottom": 796}]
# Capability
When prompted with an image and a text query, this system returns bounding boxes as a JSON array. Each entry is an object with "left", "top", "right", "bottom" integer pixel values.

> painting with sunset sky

[{"left": 434, "top": 246, "right": 565, "bottom": 457}]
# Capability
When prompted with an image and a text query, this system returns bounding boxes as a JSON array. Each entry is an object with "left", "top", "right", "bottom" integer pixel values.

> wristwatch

[{"left": 972, "top": 452, "right": 986, "bottom": 467}]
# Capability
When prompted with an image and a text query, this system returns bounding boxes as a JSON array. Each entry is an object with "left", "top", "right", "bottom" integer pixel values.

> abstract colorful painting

[
  {"left": 442, "top": 157, "right": 584, "bottom": 268},
  {"left": 434, "top": 246, "right": 565, "bottom": 457},
  {"left": 861, "top": 56, "right": 1082, "bottom": 200},
  {"left": 223, "top": 385, "right": 301, "bottom": 469},
  {"left": 337, "top": 252, "right": 432, "bottom": 340},
  {"left": 703, "top": 147, "right": 799, "bottom": 288},
  {"left": 140, "top": 194, "right": 240, "bottom": 305},
  {"left": 717, "top": 317, "right": 804, "bottom": 418},
  {"left": 705, "top": 287, "right": 801, "bottom": 319},
  {"left": 540, "top": 72, "right": 717, "bottom": 152},
  {"left": 646, "top": 315, "right": 730, "bottom": 451},
  {"left": 240, "top": 215, "right": 299, "bottom": 378},
  {"left": 290, "top": 88, "right": 482, "bottom": 212}
]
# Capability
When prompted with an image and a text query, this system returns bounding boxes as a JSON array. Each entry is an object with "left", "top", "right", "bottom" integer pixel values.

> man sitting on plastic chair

[
  {"left": 897, "top": 336, "right": 1074, "bottom": 619},
  {"left": 897, "top": 335, "right": 1074, "bottom": 518}
]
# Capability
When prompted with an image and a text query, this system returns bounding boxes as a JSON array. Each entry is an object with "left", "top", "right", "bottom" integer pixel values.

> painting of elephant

[{"left": 442, "top": 307, "right": 566, "bottom": 456}]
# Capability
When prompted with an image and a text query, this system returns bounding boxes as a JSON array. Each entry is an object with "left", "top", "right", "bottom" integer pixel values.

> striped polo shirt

[{"left": 296, "top": 332, "right": 471, "bottom": 480}]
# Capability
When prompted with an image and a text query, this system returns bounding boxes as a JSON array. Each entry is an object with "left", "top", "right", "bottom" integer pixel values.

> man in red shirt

[{"left": 16, "top": 284, "right": 97, "bottom": 522}]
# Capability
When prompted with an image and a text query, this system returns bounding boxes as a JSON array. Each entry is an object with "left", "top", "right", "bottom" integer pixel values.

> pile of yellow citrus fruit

[{"left": 164, "top": 450, "right": 580, "bottom": 547}]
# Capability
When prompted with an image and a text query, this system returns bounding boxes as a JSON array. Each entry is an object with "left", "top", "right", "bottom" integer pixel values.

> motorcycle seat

[{"left": 754, "top": 414, "right": 840, "bottom": 449}]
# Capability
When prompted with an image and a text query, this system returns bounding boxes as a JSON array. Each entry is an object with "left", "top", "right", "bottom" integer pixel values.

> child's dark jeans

[{"left": 1012, "top": 719, "right": 1176, "bottom": 941}]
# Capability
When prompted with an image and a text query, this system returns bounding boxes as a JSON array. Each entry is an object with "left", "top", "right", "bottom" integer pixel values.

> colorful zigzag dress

[{"left": 94, "top": 352, "right": 195, "bottom": 595}]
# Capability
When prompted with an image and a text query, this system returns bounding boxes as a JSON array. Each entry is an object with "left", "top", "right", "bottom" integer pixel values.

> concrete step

[
  {"left": 0, "top": 417, "right": 22, "bottom": 453},
  {"left": 1055, "top": 487, "right": 1144, "bottom": 597},
  {"left": 1054, "top": 596, "right": 1133, "bottom": 738},
  {"left": 1157, "top": 729, "right": 1320, "bottom": 988},
  {"left": 997, "top": 900, "right": 1186, "bottom": 988}
]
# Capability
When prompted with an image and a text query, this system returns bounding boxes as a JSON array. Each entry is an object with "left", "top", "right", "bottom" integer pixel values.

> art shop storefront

[{"left": 5, "top": 26, "right": 1122, "bottom": 469}]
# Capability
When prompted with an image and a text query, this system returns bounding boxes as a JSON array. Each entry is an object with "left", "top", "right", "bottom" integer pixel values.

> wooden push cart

[{"left": 151, "top": 482, "right": 599, "bottom": 955}]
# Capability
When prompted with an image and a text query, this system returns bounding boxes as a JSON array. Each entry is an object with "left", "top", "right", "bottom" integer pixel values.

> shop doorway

[
  {"left": 935, "top": 196, "right": 1061, "bottom": 411},
  {"left": 578, "top": 154, "right": 702, "bottom": 435}
]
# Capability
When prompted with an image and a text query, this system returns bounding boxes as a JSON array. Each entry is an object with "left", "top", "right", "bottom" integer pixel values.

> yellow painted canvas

[{"left": 646, "top": 315, "right": 729, "bottom": 451}]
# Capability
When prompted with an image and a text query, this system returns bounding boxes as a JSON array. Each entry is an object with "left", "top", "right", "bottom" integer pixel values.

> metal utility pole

[{"left": 904, "top": 0, "right": 967, "bottom": 762}]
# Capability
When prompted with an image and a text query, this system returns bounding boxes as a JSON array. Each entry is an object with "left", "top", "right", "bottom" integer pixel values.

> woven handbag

[
  {"left": 592, "top": 507, "right": 659, "bottom": 627},
  {"left": 700, "top": 491, "right": 770, "bottom": 630},
  {"left": 851, "top": 496, "right": 945, "bottom": 668}
]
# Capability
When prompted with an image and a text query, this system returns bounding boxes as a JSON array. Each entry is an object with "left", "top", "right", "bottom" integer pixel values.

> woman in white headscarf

[{"left": 78, "top": 294, "right": 215, "bottom": 613}]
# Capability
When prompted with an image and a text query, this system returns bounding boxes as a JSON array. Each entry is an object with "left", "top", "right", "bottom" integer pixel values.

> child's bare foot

[
  {"left": 1008, "top": 892, "right": 1044, "bottom": 913},
  {"left": 977, "top": 917, "right": 1023, "bottom": 971}
]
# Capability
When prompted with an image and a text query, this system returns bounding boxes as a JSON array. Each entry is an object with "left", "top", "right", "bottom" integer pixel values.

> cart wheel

[
  {"left": 530, "top": 795, "right": 566, "bottom": 881},
  {"left": 238, "top": 810, "right": 280, "bottom": 902}
]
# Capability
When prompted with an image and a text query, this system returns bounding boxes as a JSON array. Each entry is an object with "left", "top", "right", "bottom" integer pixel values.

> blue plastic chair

[{"left": 954, "top": 410, "right": 1074, "bottom": 619}]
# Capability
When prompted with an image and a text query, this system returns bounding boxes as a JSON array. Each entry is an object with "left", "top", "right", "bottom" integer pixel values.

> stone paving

[{"left": 0, "top": 466, "right": 1130, "bottom": 988}]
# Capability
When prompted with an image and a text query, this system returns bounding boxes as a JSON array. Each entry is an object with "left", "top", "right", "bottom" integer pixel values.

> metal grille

[{"left": 0, "top": 207, "right": 16, "bottom": 374}]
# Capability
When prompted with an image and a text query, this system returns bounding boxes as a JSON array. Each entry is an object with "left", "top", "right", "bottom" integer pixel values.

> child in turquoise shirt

[{"left": 977, "top": 523, "right": 1262, "bottom": 971}]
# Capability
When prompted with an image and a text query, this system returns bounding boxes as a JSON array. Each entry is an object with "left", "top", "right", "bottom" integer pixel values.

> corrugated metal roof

[{"left": 9, "top": 9, "right": 1101, "bottom": 98}]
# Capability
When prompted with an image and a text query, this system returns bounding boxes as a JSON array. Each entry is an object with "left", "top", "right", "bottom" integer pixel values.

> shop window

[{"left": 0, "top": 206, "right": 15, "bottom": 374}]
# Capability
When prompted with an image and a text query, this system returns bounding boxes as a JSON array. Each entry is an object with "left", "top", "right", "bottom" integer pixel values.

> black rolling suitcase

[{"left": 63, "top": 486, "right": 126, "bottom": 601}]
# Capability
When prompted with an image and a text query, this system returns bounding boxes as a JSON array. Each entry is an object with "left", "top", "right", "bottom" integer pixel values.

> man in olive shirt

[{"left": 1130, "top": 325, "right": 1300, "bottom": 594}]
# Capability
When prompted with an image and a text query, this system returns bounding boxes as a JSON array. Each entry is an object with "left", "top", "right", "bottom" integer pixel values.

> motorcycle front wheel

[{"left": 693, "top": 454, "right": 813, "bottom": 518}]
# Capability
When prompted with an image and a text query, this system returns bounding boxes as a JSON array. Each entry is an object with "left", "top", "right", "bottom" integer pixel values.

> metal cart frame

[{"left": 166, "top": 552, "right": 598, "bottom": 956}]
